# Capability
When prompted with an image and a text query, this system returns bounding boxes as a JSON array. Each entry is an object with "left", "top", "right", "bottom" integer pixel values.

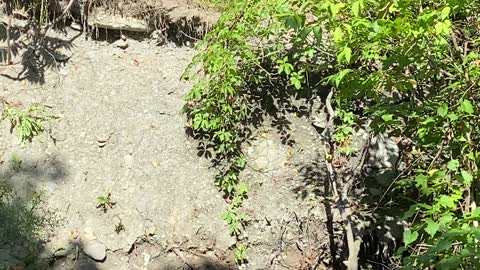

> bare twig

[
  {"left": 37, "top": 0, "right": 75, "bottom": 46},
  {"left": 42, "top": 0, "right": 75, "bottom": 34},
  {"left": 5, "top": 1, "right": 13, "bottom": 65},
  {"left": 322, "top": 88, "right": 360, "bottom": 270}
]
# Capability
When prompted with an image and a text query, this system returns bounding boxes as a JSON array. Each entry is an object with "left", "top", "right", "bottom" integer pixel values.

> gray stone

[
  {"left": 70, "top": 22, "right": 82, "bottom": 31},
  {"left": 367, "top": 135, "right": 399, "bottom": 169},
  {"left": 115, "top": 39, "right": 129, "bottom": 50},
  {"left": 82, "top": 240, "right": 107, "bottom": 262},
  {"left": 89, "top": 10, "right": 149, "bottom": 32},
  {"left": 44, "top": 181, "right": 59, "bottom": 194}
]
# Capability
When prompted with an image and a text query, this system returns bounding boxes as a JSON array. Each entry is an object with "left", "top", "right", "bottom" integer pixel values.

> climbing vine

[{"left": 184, "top": 0, "right": 480, "bottom": 267}]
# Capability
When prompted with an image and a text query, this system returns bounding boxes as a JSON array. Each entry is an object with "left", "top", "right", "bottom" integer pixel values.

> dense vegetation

[{"left": 183, "top": 0, "right": 480, "bottom": 268}]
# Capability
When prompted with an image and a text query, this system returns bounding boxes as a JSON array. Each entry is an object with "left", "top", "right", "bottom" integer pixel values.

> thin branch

[
  {"left": 38, "top": 0, "right": 75, "bottom": 45},
  {"left": 43, "top": 0, "right": 75, "bottom": 32},
  {"left": 5, "top": 1, "right": 12, "bottom": 65},
  {"left": 322, "top": 88, "right": 360, "bottom": 270}
]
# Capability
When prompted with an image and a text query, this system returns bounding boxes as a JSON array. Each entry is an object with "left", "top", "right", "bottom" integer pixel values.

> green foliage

[
  {"left": 185, "top": 0, "right": 480, "bottom": 266},
  {"left": 2, "top": 103, "right": 55, "bottom": 142},
  {"left": 234, "top": 241, "right": 248, "bottom": 263},
  {"left": 0, "top": 179, "right": 52, "bottom": 269},
  {"left": 96, "top": 193, "right": 116, "bottom": 213},
  {"left": 333, "top": 109, "right": 356, "bottom": 156}
]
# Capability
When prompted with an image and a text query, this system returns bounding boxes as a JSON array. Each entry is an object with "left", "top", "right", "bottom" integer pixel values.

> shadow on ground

[
  {"left": 0, "top": 21, "right": 78, "bottom": 85},
  {"left": 0, "top": 154, "right": 97, "bottom": 270}
]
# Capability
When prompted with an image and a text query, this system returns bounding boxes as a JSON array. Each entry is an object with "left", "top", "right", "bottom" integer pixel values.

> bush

[{"left": 184, "top": 0, "right": 480, "bottom": 267}]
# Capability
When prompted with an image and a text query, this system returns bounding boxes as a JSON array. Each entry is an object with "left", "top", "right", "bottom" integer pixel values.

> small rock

[
  {"left": 70, "top": 22, "right": 82, "bottom": 31},
  {"left": 115, "top": 38, "right": 128, "bottom": 50},
  {"left": 44, "top": 181, "right": 58, "bottom": 194},
  {"left": 83, "top": 240, "right": 107, "bottom": 262},
  {"left": 117, "top": 41, "right": 128, "bottom": 49}
]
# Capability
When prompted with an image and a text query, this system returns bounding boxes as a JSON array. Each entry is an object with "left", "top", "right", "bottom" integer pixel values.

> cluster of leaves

[
  {"left": 185, "top": 0, "right": 480, "bottom": 267},
  {"left": 1, "top": 103, "right": 55, "bottom": 142},
  {"left": 96, "top": 192, "right": 116, "bottom": 213}
]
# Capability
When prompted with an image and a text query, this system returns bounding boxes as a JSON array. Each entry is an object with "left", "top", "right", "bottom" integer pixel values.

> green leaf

[
  {"left": 470, "top": 208, "right": 480, "bottom": 218},
  {"left": 437, "top": 103, "right": 448, "bottom": 117},
  {"left": 461, "top": 170, "right": 473, "bottom": 185},
  {"left": 461, "top": 99, "right": 474, "bottom": 114},
  {"left": 438, "top": 195, "right": 456, "bottom": 209},
  {"left": 401, "top": 205, "right": 417, "bottom": 220},
  {"left": 290, "top": 76, "right": 302, "bottom": 90},
  {"left": 435, "top": 21, "right": 451, "bottom": 35},
  {"left": 441, "top": 6, "right": 451, "bottom": 20},
  {"left": 285, "top": 16, "right": 298, "bottom": 29},
  {"left": 439, "top": 214, "right": 453, "bottom": 226},
  {"left": 415, "top": 174, "right": 428, "bottom": 190},
  {"left": 431, "top": 238, "right": 452, "bottom": 252},
  {"left": 313, "top": 25, "right": 322, "bottom": 44},
  {"left": 436, "top": 256, "right": 460, "bottom": 270},
  {"left": 381, "top": 114, "right": 393, "bottom": 122},
  {"left": 447, "top": 113, "right": 459, "bottom": 121},
  {"left": 236, "top": 182, "right": 248, "bottom": 195},
  {"left": 329, "top": 3, "right": 343, "bottom": 17},
  {"left": 403, "top": 229, "right": 418, "bottom": 246},
  {"left": 333, "top": 27, "right": 343, "bottom": 43},
  {"left": 425, "top": 218, "right": 440, "bottom": 238},
  {"left": 447, "top": 160, "right": 459, "bottom": 171},
  {"left": 338, "top": 46, "right": 352, "bottom": 64},
  {"left": 329, "top": 69, "right": 352, "bottom": 87},
  {"left": 352, "top": 0, "right": 361, "bottom": 17}
]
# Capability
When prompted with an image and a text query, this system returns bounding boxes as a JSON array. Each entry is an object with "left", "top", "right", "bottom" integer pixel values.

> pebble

[
  {"left": 115, "top": 39, "right": 129, "bottom": 50},
  {"left": 70, "top": 22, "right": 82, "bottom": 31},
  {"left": 83, "top": 240, "right": 107, "bottom": 262},
  {"left": 44, "top": 181, "right": 58, "bottom": 194}
]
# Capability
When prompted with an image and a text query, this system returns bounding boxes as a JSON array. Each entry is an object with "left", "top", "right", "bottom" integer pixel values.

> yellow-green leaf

[
  {"left": 437, "top": 103, "right": 448, "bottom": 117},
  {"left": 461, "top": 170, "right": 473, "bottom": 185},
  {"left": 461, "top": 99, "right": 474, "bottom": 114},
  {"left": 403, "top": 229, "right": 418, "bottom": 246},
  {"left": 333, "top": 27, "right": 343, "bottom": 43},
  {"left": 425, "top": 218, "right": 440, "bottom": 238},
  {"left": 441, "top": 6, "right": 451, "bottom": 20}
]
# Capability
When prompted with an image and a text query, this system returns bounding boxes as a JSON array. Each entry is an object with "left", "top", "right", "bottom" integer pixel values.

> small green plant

[
  {"left": 96, "top": 193, "right": 116, "bottom": 213},
  {"left": 8, "top": 154, "right": 22, "bottom": 172},
  {"left": 333, "top": 109, "right": 356, "bottom": 156},
  {"left": 234, "top": 242, "right": 248, "bottom": 263},
  {"left": 2, "top": 103, "right": 55, "bottom": 142}
]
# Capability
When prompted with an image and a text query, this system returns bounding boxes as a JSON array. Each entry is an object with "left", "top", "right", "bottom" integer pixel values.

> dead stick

[
  {"left": 322, "top": 88, "right": 360, "bottom": 270},
  {"left": 38, "top": 0, "right": 75, "bottom": 44},
  {"left": 6, "top": 5, "right": 12, "bottom": 65}
]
